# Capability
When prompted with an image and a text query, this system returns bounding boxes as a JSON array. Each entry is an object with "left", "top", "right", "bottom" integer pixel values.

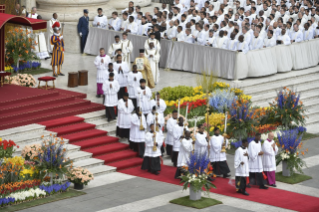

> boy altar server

[
  {"left": 94, "top": 48, "right": 111, "bottom": 98},
  {"left": 234, "top": 139, "right": 250, "bottom": 196},
  {"left": 209, "top": 127, "right": 231, "bottom": 178},
  {"left": 142, "top": 123, "right": 164, "bottom": 175},
  {"left": 136, "top": 79, "right": 152, "bottom": 116},
  {"left": 127, "top": 65, "right": 143, "bottom": 109},
  {"left": 130, "top": 107, "right": 146, "bottom": 157},
  {"left": 150, "top": 92, "right": 166, "bottom": 128},
  {"left": 113, "top": 54, "right": 130, "bottom": 100},
  {"left": 248, "top": 133, "right": 268, "bottom": 189},
  {"left": 175, "top": 131, "right": 193, "bottom": 179},
  {"left": 147, "top": 106, "right": 165, "bottom": 132},
  {"left": 165, "top": 110, "right": 178, "bottom": 156},
  {"left": 195, "top": 124, "right": 208, "bottom": 156},
  {"left": 172, "top": 117, "right": 188, "bottom": 167},
  {"left": 262, "top": 132, "right": 278, "bottom": 187},
  {"left": 102, "top": 73, "right": 120, "bottom": 121},
  {"left": 116, "top": 93, "right": 134, "bottom": 139}
]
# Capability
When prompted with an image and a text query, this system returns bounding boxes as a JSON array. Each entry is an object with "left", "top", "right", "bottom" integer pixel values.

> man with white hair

[
  {"left": 262, "top": 132, "right": 278, "bottom": 187},
  {"left": 182, "top": 28, "right": 195, "bottom": 43},
  {"left": 28, "top": 7, "right": 38, "bottom": 18},
  {"left": 250, "top": 30, "right": 263, "bottom": 50}
]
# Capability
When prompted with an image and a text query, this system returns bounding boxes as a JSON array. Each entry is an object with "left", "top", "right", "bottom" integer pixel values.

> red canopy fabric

[{"left": 0, "top": 13, "right": 47, "bottom": 30}]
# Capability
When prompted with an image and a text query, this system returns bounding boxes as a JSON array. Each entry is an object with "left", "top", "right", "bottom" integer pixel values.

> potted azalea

[
  {"left": 179, "top": 152, "right": 216, "bottom": 200},
  {"left": 67, "top": 167, "right": 94, "bottom": 190}
]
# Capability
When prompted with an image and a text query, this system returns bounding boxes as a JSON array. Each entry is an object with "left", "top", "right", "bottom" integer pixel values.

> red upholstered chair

[{"left": 38, "top": 76, "right": 56, "bottom": 90}]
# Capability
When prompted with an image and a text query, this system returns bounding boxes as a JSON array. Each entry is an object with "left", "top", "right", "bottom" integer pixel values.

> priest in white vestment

[
  {"left": 130, "top": 107, "right": 147, "bottom": 157},
  {"left": 290, "top": 24, "right": 303, "bottom": 43},
  {"left": 116, "top": 93, "right": 134, "bottom": 139},
  {"left": 93, "top": 8, "right": 108, "bottom": 29},
  {"left": 262, "top": 132, "right": 278, "bottom": 187},
  {"left": 175, "top": 131, "right": 193, "bottom": 179},
  {"left": 136, "top": 79, "right": 152, "bottom": 115},
  {"left": 145, "top": 42, "right": 160, "bottom": 84},
  {"left": 48, "top": 13, "right": 60, "bottom": 53},
  {"left": 277, "top": 29, "right": 291, "bottom": 45},
  {"left": 172, "top": 117, "right": 188, "bottom": 167},
  {"left": 144, "top": 33, "right": 161, "bottom": 51},
  {"left": 113, "top": 55, "right": 130, "bottom": 100},
  {"left": 237, "top": 35, "right": 249, "bottom": 53},
  {"left": 121, "top": 33, "right": 134, "bottom": 66},
  {"left": 127, "top": 65, "right": 143, "bottom": 108},
  {"left": 209, "top": 127, "right": 231, "bottom": 178},
  {"left": 165, "top": 110, "right": 178, "bottom": 156},
  {"left": 195, "top": 124, "right": 208, "bottom": 156},
  {"left": 249, "top": 31, "right": 263, "bottom": 50},
  {"left": 263, "top": 30, "right": 277, "bottom": 47},
  {"left": 94, "top": 48, "right": 111, "bottom": 97},
  {"left": 28, "top": 7, "right": 38, "bottom": 19},
  {"left": 102, "top": 73, "right": 120, "bottom": 121},
  {"left": 125, "top": 16, "right": 138, "bottom": 34},
  {"left": 141, "top": 123, "right": 164, "bottom": 175},
  {"left": 109, "top": 12, "right": 122, "bottom": 31},
  {"left": 108, "top": 35, "right": 124, "bottom": 59},
  {"left": 234, "top": 139, "right": 250, "bottom": 195},
  {"left": 213, "top": 31, "right": 228, "bottom": 49},
  {"left": 248, "top": 133, "right": 268, "bottom": 189}
]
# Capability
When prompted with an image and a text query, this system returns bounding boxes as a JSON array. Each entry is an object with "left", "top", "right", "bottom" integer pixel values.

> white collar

[{"left": 53, "top": 32, "right": 60, "bottom": 36}]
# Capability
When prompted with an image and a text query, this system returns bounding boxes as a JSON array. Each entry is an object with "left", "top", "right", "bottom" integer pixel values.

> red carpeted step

[
  {"left": 107, "top": 157, "right": 143, "bottom": 170},
  {"left": 96, "top": 150, "right": 138, "bottom": 164},
  {"left": 50, "top": 123, "right": 96, "bottom": 136},
  {"left": 62, "top": 129, "right": 107, "bottom": 143},
  {"left": 85, "top": 143, "right": 129, "bottom": 156},
  {"left": 38, "top": 116, "right": 85, "bottom": 129},
  {"left": 73, "top": 136, "right": 118, "bottom": 150},
  {"left": 54, "top": 88, "right": 87, "bottom": 99}
]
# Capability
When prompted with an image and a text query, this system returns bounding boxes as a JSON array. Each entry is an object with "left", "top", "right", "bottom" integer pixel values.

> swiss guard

[{"left": 50, "top": 22, "right": 65, "bottom": 77}]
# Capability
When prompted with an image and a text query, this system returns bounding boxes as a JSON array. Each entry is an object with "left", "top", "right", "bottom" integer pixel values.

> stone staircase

[
  {"left": 239, "top": 67, "right": 319, "bottom": 134},
  {"left": 0, "top": 110, "right": 117, "bottom": 178}
]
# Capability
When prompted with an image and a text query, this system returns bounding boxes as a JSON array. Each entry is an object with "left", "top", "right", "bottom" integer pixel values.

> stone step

[
  {"left": 0, "top": 124, "right": 46, "bottom": 138},
  {"left": 86, "top": 119, "right": 112, "bottom": 130},
  {"left": 13, "top": 143, "right": 80, "bottom": 156},
  {"left": 307, "top": 107, "right": 319, "bottom": 116},
  {"left": 98, "top": 123, "right": 117, "bottom": 135},
  {"left": 306, "top": 114, "right": 319, "bottom": 125},
  {"left": 242, "top": 70, "right": 319, "bottom": 95},
  {"left": 8, "top": 131, "right": 59, "bottom": 147},
  {"left": 68, "top": 151, "right": 93, "bottom": 162},
  {"left": 77, "top": 110, "right": 106, "bottom": 122},
  {"left": 306, "top": 123, "right": 319, "bottom": 134},
  {"left": 72, "top": 158, "right": 105, "bottom": 169},
  {"left": 87, "top": 165, "right": 116, "bottom": 177}
]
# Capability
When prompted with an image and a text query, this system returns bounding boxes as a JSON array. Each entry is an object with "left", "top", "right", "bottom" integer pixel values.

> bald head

[{"left": 268, "top": 132, "right": 274, "bottom": 140}]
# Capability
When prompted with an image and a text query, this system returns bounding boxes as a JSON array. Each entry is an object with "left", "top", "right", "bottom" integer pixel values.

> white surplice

[
  {"left": 127, "top": 71, "right": 143, "bottom": 99},
  {"left": 136, "top": 86, "right": 152, "bottom": 114},
  {"left": 177, "top": 138, "right": 193, "bottom": 167},
  {"left": 209, "top": 135, "right": 228, "bottom": 162},
  {"left": 146, "top": 112, "right": 165, "bottom": 131},
  {"left": 144, "top": 131, "right": 164, "bottom": 157},
  {"left": 248, "top": 141, "right": 263, "bottom": 172},
  {"left": 93, "top": 15, "right": 108, "bottom": 29},
  {"left": 145, "top": 48, "right": 160, "bottom": 84},
  {"left": 113, "top": 62, "right": 130, "bottom": 88},
  {"left": 173, "top": 125, "right": 188, "bottom": 152},
  {"left": 102, "top": 80, "right": 120, "bottom": 107},
  {"left": 262, "top": 140, "right": 278, "bottom": 172},
  {"left": 130, "top": 113, "right": 146, "bottom": 142},
  {"left": 144, "top": 38, "right": 161, "bottom": 51},
  {"left": 195, "top": 132, "right": 208, "bottom": 156},
  {"left": 108, "top": 41, "right": 124, "bottom": 58},
  {"left": 117, "top": 99, "right": 134, "bottom": 129},
  {"left": 165, "top": 117, "right": 178, "bottom": 146},
  {"left": 94, "top": 55, "right": 111, "bottom": 83},
  {"left": 234, "top": 146, "right": 249, "bottom": 177},
  {"left": 121, "top": 39, "right": 134, "bottom": 66}
]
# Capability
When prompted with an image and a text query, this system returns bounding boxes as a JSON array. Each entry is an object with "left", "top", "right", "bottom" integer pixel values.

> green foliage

[
  {"left": 196, "top": 71, "right": 218, "bottom": 92},
  {"left": 156, "top": 86, "right": 194, "bottom": 101},
  {"left": 276, "top": 153, "right": 306, "bottom": 175},
  {"left": 170, "top": 196, "right": 222, "bottom": 209},
  {"left": 275, "top": 171, "right": 312, "bottom": 184}
]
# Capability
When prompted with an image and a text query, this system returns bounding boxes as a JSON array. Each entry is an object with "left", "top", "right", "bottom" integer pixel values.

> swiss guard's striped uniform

[{"left": 50, "top": 34, "right": 64, "bottom": 76}]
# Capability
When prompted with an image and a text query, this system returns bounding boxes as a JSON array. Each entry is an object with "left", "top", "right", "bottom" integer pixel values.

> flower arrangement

[
  {"left": 209, "top": 89, "right": 237, "bottom": 113},
  {"left": 156, "top": 86, "right": 196, "bottom": 101},
  {"left": 179, "top": 152, "right": 216, "bottom": 195},
  {"left": 39, "top": 182, "right": 71, "bottom": 195},
  {"left": 67, "top": 167, "right": 94, "bottom": 185},
  {"left": 0, "top": 180, "right": 41, "bottom": 195},
  {"left": 19, "top": 161, "right": 39, "bottom": 180},
  {"left": 10, "top": 61, "right": 41, "bottom": 72},
  {"left": 213, "top": 81, "right": 230, "bottom": 89},
  {"left": 230, "top": 137, "right": 255, "bottom": 148},
  {"left": 36, "top": 135, "right": 72, "bottom": 179},
  {"left": 0, "top": 138, "right": 19, "bottom": 158},
  {"left": 0, "top": 197, "right": 15, "bottom": 207},
  {"left": 21, "top": 144, "right": 42, "bottom": 161},
  {"left": 270, "top": 87, "right": 307, "bottom": 128},
  {"left": 206, "top": 113, "right": 225, "bottom": 133},
  {"left": 8, "top": 188, "right": 46, "bottom": 202},
  {"left": 5, "top": 74, "right": 36, "bottom": 87},
  {"left": 276, "top": 127, "right": 308, "bottom": 175}
]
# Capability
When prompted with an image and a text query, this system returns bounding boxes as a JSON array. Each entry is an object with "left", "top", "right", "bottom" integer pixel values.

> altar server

[
  {"left": 209, "top": 127, "right": 231, "bottom": 178},
  {"left": 116, "top": 92, "right": 134, "bottom": 139},
  {"left": 48, "top": 13, "right": 60, "bottom": 53},
  {"left": 147, "top": 106, "right": 165, "bottom": 132},
  {"left": 130, "top": 107, "right": 146, "bottom": 157},
  {"left": 77, "top": 9, "right": 89, "bottom": 54},
  {"left": 150, "top": 92, "right": 166, "bottom": 122},
  {"left": 234, "top": 138, "right": 249, "bottom": 196},
  {"left": 172, "top": 117, "right": 187, "bottom": 167},
  {"left": 51, "top": 22, "right": 64, "bottom": 77},
  {"left": 113, "top": 54, "right": 129, "bottom": 100},
  {"left": 108, "top": 35, "right": 123, "bottom": 59},
  {"left": 142, "top": 123, "right": 164, "bottom": 175},
  {"left": 93, "top": 8, "right": 108, "bottom": 29},
  {"left": 165, "top": 110, "right": 178, "bottom": 156},
  {"left": 127, "top": 65, "right": 143, "bottom": 108},
  {"left": 248, "top": 133, "right": 268, "bottom": 189},
  {"left": 121, "top": 32, "right": 134, "bottom": 66},
  {"left": 136, "top": 79, "right": 152, "bottom": 115},
  {"left": 175, "top": 131, "right": 193, "bottom": 179},
  {"left": 195, "top": 124, "right": 208, "bottom": 156},
  {"left": 145, "top": 42, "right": 160, "bottom": 84},
  {"left": 109, "top": 12, "right": 122, "bottom": 31},
  {"left": 103, "top": 72, "right": 120, "bottom": 121},
  {"left": 262, "top": 132, "right": 278, "bottom": 187},
  {"left": 94, "top": 48, "right": 111, "bottom": 97}
]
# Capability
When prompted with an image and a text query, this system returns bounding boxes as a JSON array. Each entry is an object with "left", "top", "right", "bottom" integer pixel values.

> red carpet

[
  {"left": 120, "top": 165, "right": 319, "bottom": 212},
  {"left": 0, "top": 85, "right": 104, "bottom": 130}
]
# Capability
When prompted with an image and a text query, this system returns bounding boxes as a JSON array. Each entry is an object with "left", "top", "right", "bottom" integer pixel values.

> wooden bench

[{"left": 38, "top": 76, "right": 56, "bottom": 90}]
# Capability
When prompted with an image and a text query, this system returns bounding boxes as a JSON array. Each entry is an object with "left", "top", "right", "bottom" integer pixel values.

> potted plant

[
  {"left": 179, "top": 152, "right": 216, "bottom": 200},
  {"left": 67, "top": 167, "right": 94, "bottom": 190},
  {"left": 0, "top": 139, "right": 19, "bottom": 159}
]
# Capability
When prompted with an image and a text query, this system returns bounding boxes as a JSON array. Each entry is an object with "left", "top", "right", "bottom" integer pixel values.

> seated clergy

[
  {"left": 249, "top": 31, "right": 263, "bottom": 50},
  {"left": 263, "top": 30, "right": 276, "bottom": 48},
  {"left": 276, "top": 29, "right": 291, "bottom": 45}
]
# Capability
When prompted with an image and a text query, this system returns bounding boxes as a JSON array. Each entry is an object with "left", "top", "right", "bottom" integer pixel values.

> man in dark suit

[
  {"left": 14, "top": 3, "right": 21, "bottom": 16},
  {"left": 77, "top": 9, "right": 89, "bottom": 54}
]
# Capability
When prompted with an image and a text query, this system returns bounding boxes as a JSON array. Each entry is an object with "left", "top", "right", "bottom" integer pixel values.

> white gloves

[
  {"left": 60, "top": 36, "right": 63, "bottom": 40},
  {"left": 79, "top": 32, "right": 82, "bottom": 37}
]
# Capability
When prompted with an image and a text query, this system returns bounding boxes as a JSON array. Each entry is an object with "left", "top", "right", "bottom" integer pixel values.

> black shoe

[
  {"left": 223, "top": 174, "right": 231, "bottom": 178},
  {"left": 53, "top": 74, "right": 58, "bottom": 78},
  {"left": 242, "top": 191, "right": 249, "bottom": 196},
  {"left": 45, "top": 57, "right": 51, "bottom": 60},
  {"left": 96, "top": 95, "right": 101, "bottom": 98},
  {"left": 270, "top": 184, "right": 277, "bottom": 187},
  {"left": 246, "top": 184, "right": 251, "bottom": 188},
  {"left": 154, "top": 171, "right": 160, "bottom": 175},
  {"left": 207, "top": 177, "right": 215, "bottom": 181},
  {"left": 259, "top": 185, "right": 269, "bottom": 189},
  {"left": 59, "top": 73, "right": 65, "bottom": 76},
  {"left": 236, "top": 190, "right": 242, "bottom": 193}
]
